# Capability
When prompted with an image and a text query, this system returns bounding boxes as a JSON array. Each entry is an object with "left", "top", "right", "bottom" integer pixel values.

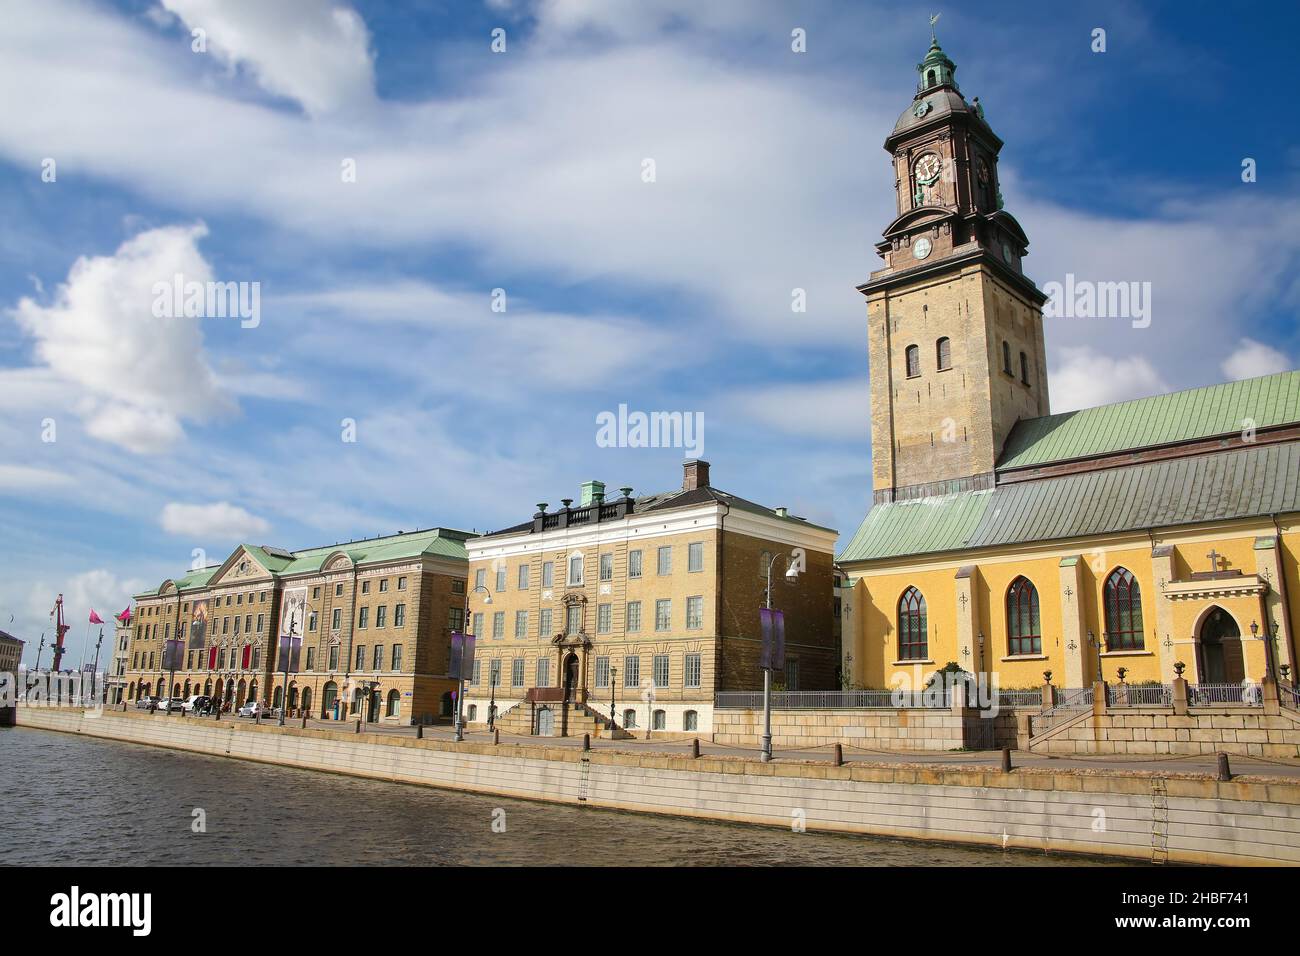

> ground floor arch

[{"left": 1197, "top": 605, "right": 1245, "bottom": 684}]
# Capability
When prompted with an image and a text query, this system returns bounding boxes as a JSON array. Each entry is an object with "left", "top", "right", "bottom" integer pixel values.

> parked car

[
  {"left": 157, "top": 697, "right": 186, "bottom": 713},
  {"left": 182, "top": 695, "right": 210, "bottom": 713},
  {"left": 135, "top": 695, "right": 157, "bottom": 710},
  {"left": 237, "top": 700, "right": 269, "bottom": 718}
]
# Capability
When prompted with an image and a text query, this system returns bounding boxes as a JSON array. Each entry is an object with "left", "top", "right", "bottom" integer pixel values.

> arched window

[
  {"left": 652, "top": 709, "right": 666, "bottom": 730},
  {"left": 623, "top": 708, "right": 638, "bottom": 729},
  {"left": 1006, "top": 576, "right": 1041, "bottom": 655},
  {"left": 1019, "top": 351, "right": 1030, "bottom": 385},
  {"left": 897, "top": 586, "right": 928, "bottom": 660},
  {"left": 467, "top": 704, "right": 478, "bottom": 722},
  {"left": 272, "top": 685, "right": 283, "bottom": 709},
  {"left": 936, "top": 337, "right": 951, "bottom": 370},
  {"left": 905, "top": 344, "right": 921, "bottom": 378},
  {"left": 300, "top": 686, "right": 312, "bottom": 716},
  {"left": 386, "top": 689, "right": 401, "bottom": 717},
  {"left": 1002, "top": 341, "right": 1012, "bottom": 374},
  {"left": 683, "top": 710, "right": 698, "bottom": 731},
  {"left": 1104, "top": 568, "right": 1145, "bottom": 650},
  {"left": 926, "top": 69, "right": 936, "bottom": 86}
]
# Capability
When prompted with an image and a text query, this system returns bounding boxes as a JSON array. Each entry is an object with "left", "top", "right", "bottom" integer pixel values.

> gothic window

[
  {"left": 1006, "top": 576, "right": 1041, "bottom": 656},
  {"left": 897, "top": 586, "right": 928, "bottom": 660},
  {"left": 1002, "top": 341, "right": 1012, "bottom": 374},
  {"left": 1104, "top": 568, "right": 1145, "bottom": 650},
  {"left": 1020, "top": 351, "right": 1030, "bottom": 386},
  {"left": 936, "top": 337, "right": 951, "bottom": 371},
  {"left": 905, "top": 344, "right": 921, "bottom": 378}
]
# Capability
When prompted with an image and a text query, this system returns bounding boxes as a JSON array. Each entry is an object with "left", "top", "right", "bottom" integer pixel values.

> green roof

[
  {"left": 998, "top": 370, "right": 1300, "bottom": 470},
  {"left": 841, "top": 441, "right": 1300, "bottom": 563}
]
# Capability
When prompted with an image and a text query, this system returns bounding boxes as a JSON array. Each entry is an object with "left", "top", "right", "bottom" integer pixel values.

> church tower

[{"left": 860, "top": 30, "right": 1050, "bottom": 504}]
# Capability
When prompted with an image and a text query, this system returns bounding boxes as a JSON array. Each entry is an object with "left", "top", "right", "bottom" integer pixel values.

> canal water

[{"left": 2, "top": 728, "right": 1123, "bottom": 866}]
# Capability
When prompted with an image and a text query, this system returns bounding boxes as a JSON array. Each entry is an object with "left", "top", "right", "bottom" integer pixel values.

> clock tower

[{"left": 861, "top": 31, "right": 1050, "bottom": 504}]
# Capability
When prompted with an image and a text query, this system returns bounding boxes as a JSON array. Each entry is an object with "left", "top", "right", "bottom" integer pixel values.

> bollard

[
  {"left": 493, "top": 729, "right": 500, "bottom": 745},
  {"left": 833, "top": 743, "right": 843, "bottom": 767},
  {"left": 691, "top": 738, "right": 700, "bottom": 759},
  {"left": 1001, "top": 747, "right": 1013, "bottom": 773},
  {"left": 301, "top": 715, "right": 307, "bottom": 729},
  {"left": 1217, "top": 752, "right": 1231, "bottom": 782},
  {"left": 583, "top": 733, "right": 591, "bottom": 751},
  {"left": 355, "top": 719, "right": 361, "bottom": 734},
  {"left": 416, "top": 724, "right": 423, "bottom": 739}
]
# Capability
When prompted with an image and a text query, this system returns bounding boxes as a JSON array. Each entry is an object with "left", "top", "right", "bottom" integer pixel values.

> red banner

[
  {"left": 209, "top": 646, "right": 218, "bottom": 669},
  {"left": 242, "top": 644, "right": 251, "bottom": 669}
]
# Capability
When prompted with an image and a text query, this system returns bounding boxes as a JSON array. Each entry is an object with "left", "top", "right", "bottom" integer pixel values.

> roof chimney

[
  {"left": 682, "top": 459, "right": 710, "bottom": 491},
  {"left": 580, "top": 480, "right": 606, "bottom": 507}
]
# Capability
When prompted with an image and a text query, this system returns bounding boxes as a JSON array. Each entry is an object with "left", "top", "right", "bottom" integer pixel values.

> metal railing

[
  {"left": 1188, "top": 683, "right": 1263, "bottom": 707},
  {"left": 1280, "top": 683, "right": 1300, "bottom": 711},
  {"left": 1029, "top": 686, "right": 1093, "bottom": 737},
  {"left": 994, "top": 689, "right": 1044, "bottom": 709},
  {"left": 1106, "top": 684, "right": 1173, "bottom": 707},
  {"left": 714, "top": 689, "right": 951, "bottom": 710}
]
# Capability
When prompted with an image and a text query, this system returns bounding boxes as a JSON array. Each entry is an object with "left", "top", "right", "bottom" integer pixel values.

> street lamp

[
  {"left": 453, "top": 585, "right": 491, "bottom": 742},
  {"left": 608, "top": 665, "right": 618, "bottom": 732},
  {"left": 1250, "top": 619, "right": 1277, "bottom": 681},
  {"left": 1087, "top": 630, "right": 1106, "bottom": 683},
  {"left": 761, "top": 552, "right": 802, "bottom": 763}
]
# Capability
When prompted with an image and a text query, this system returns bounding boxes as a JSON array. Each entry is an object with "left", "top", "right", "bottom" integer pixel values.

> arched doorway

[
  {"left": 563, "top": 652, "right": 579, "bottom": 702},
  {"left": 537, "top": 705, "right": 555, "bottom": 736},
  {"left": 1198, "top": 607, "right": 1244, "bottom": 683},
  {"left": 237, "top": 679, "right": 248, "bottom": 706},
  {"left": 440, "top": 691, "right": 453, "bottom": 717},
  {"left": 300, "top": 686, "right": 313, "bottom": 717},
  {"left": 273, "top": 686, "right": 284, "bottom": 710},
  {"left": 248, "top": 680, "right": 258, "bottom": 704},
  {"left": 386, "top": 689, "right": 400, "bottom": 718},
  {"left": 183, "top": 680, "right": 191, "bottom": 697},
  {"left": 321, "top": 681, "right": 337, "bottom": 719},
  {"left": 367, "top": 689, "right": 380, "bottom": 722},
  {"left": 225, "top": 679, "right": 235, "bottom": 707},
  {"left": 204, "top": 679, "right": 212, "bottom": 697}
]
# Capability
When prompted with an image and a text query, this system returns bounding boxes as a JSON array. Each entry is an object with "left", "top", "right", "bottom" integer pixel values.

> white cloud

[
  {"left": 1048, "top": 347, "right": 1171, "bottom": 413},
  {"left": 0, "top": 465, "right": 75, "bottom": 491},
  {"left": 8, "top": 223, "right": 235, "bottom": 453},
  {"left": 1221, "top": 338, "right": 1292, "bottom": 382},
  {"left": 160, "top": 501, "right": 270, "bottom": 540},
  {"left": 157, "top": 0, "right": 376, "bottom": 116}
]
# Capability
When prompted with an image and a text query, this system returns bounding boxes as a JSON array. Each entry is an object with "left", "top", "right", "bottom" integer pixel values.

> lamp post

[
  {"left": 454, "top": 584, "right": 492, "bottom": 742},
  {"left": 1087, "top": 630, "right": 1105, "bottom": 683},
  {"left": 1250, "top": 619, "right": 1277, "bottom": 682},
  {"left": 761, "top": 551, "right": 802, "bottom": 763},
  {"left": 608, "top": 665, "right": 618, "bottom": 731},
  {"left": 488, "top": 667, "right": 499, "bottom": 733}
]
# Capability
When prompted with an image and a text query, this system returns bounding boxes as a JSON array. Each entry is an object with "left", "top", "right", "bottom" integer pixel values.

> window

[
  {"left": 236, "top": 593, "right": 243, "bottom": 605},
  {"left": 335, "top": 583, "right": 343, "bottom": 597},
  {"left": 686, "top": 595, "right": 703, "bottom": 629},
  {"left": 536, "top": 658, "right": 550, "bottom": 687},
  {"left": 539, "top": 608, "right": 553, "bottom": 637},
  {"left": 222, "top": 617, "right": 229, "bottom": 634},
  {"left": 599, "top": 553, "right": 613, "bottom": 581},
  {"left": 624, "top": 656, "right": 640, "bottom": 687},
  {"left": 233, "top": 617, "right": 240, "bottom": 635},
  {"left": 472, "top": 612, "right": 484, "bottom": 637},
  {"left": 492, "top": 612, "right": 505, "bottom": 640},
  {"left": 375, "top": 605, "right": 387, "bottom": 629},
  {"left": 305, "top": 647, "right": 315, "bottom": 671},
  {"left": 379, "top": 579, "right": 389, "bottom": 593},
  {"left": 386, "top": 689, "right": 400, "bottom": 717},
  {"left": 475, "top": 568, "right": 486, "bottom": 590},
  {"left": 396, "top": 604, "right": 407, "bottom": 628},
  {"left": 392, "top": 645, "right": 402, "bottom": 670},
  {"left": 312, "top": 586, "right": 321, "bottom": 599},
  {"left": 358, "top": 607, "right": 369, "bottom": 629},
  {"left": 684, "top": 710, "right": 698, "bottom": 731},
  {"left": 355, "top": 646, "right": 366, "bottom": 670},
  {"left": 688, "top": 541, "right": 704, "bottom": 572},
  {"left": 451, "top": 579, "right": 464, "bottom": 594},
  {"left": 309, "top": 611, "right": 318, "bottom": 632},
  {"left": 495, "top": 567, "right": 507, "bottom": 592},
  {"left": 1020, "top": 351, "right": 1030, "bottom": 386},
  {"left": 1006, "top": 576, "right": 1041, "bottom": 656},
  {"left": 657, "top": 546, "right": 672, "bottom": 576},
  {"left": 328, "top": 645, "right": 339, "bottom": 670},
  {"left": 785, "top": 658, "right": 800, "bottom": 691},
  {"left": 542, "top": 561, "right": 554, "bottom": 588},
  {"left": 398, "top": 576, "right": 408, "bottom": 591},
  {"left": 595, "top": 656, "right": 610, "bottom": 688},
  {"left": 489, "top": 659, "right": 501, "bottom": 687},
  {"left": 514, "top": 610, "right": 529, "bottom": 638},
  {"left": 568, "top": 554, "right": 583, "bottom": 585},
  {"left": 597, "top": 603, "right": 612, "bottom": 633},
  {"left": 626, "top": 601, "right": 642, "bottom": 633},
  {"left": 511, "top": 658, "right": 524, "bottom": 688},
  {"left": 1002, "top": 340, "right": 1012, "bottom": 374},
  {"left": 361, "top": 580, "right": 370, "bottom": 595},
  {"left": 653, "top": 654, "right": 669, "bottom": 690},
  {"left": 623, "top": 708, "right": 638, "bottom": 729},
  {"left": 331, "top": 608, "right": 341, "bottom": 630},
  {"left": 372, "top": 645, "right": 383, "bottom": 670},
  {"left": 518, "top": 564, "right": 530, "bottom": 590},
  {"left": 685, "top": 653, "right": 701, "bottom": 688},
  {"left": 565, "top": 604, "right": 582, "bottom": 635},
  {"left": 936, "top": 336, "right": 951, "bottom": 370},
  {"left": 628, "top": 550, "right": 643, "bottom": 579},
  {"left": 652, "top": 710, "right": 666, "bottom": 730},
  {"left": 906, "top": 343, "right": 920, "bottom": 378},
  {"left": 470, "top": 660, "right": 481, "bottom": 685},
  {"left": 1104, "top": 567, "right": 1145, "bottom": 650},
  {"left": 244, "top": 614, "right": 252, "bottom": 632},
  {"left": 655, "top": 599, "right": 672, "bottom": 631},
  {"left": 256, "top": 613, "right": 263, "bottom": 632},
  {"left": 898, "top": 586, "right": 928, "bottom": 660},
  {"left": 759, "top": 550, "right": 771, "bottom": 579}
]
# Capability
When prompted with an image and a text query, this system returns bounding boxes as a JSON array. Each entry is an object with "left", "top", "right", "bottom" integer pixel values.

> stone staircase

[{"left": 490, "top": 699, "right": 625, "bottom": 738}]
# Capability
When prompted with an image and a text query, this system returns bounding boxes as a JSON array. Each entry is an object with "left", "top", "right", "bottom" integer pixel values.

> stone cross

[{"left": 1206, "top": 549, "right": 1223, "bottom": 573}]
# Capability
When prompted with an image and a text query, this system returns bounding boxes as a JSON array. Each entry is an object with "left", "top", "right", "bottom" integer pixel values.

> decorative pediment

[
  {"left": 210, "top": 546, "right": 273, "bottom": 586},
  {"left": 1163, "top": 575, "right": 1268, "bottom": 602},
  {"left": 560, "top": 590, "right": 588, "bottom": 607},
  {"left": 881, "top": 205, "right": 955, "bottom": 240},
  {"left": 323, "top": 550, "right": 354, "bottom": 571}
]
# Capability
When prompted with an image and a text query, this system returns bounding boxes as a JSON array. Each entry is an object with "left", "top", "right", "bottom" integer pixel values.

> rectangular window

[
  {"left": 398, "top": 576, "right": 408, "bottom": 591},
  {"left": 655, "top": 599, "right": 672, "bottom": 631},
  {"left": 495, "top": 567, "right": 507, "bottom": 592},
  {"left": 361, "top": 580, "right": 370, "bottom": 595},
  {"left": 244, "top": 614, "right": 252, "bottom": 632},
  {"left": 397, "top": 604, "right": 408, "bottom": 628},
  {"left": 312, "top": 586, "right": 320, "bottom": 599},
  {"left": 256, "top": 613, "right": 264, "bottom": 632},
  {"left": 511, "top": 658, "right": 524, "bottom": 688},
  {"left": 514, "top": 610, "right": 529, "bottom": 639},
  {"left": 686, "top": 595, "right": 703, "bottom": 630},
  {"left": 471, "top": 659, "right": 481, "bottom": 685},
  {"left": 222, "top": 617, "right": 230, "bottom": 634},
  {"left": 358, "top": 606, "right": 369, "bottom": 629},
  {"left": 308, "top": 611, "right": 318, "bottom": 632},
  {"left": 599, "top": 553, "right": 613, "bottom": 581},
  {"left": 785, "top": 658, "right": 800, "bottom": 692},
  {"left": 518, "top": 564, "right": 530, "bottom": 590},
  {"left": 653, "top": 654, "right": 670, "bottom": 690},
  {"left": 597, "top": 603, "right": 611, "bottom": 633},
  {"left": 379, "top": 579, "right": 389, "bottom": 593},
  {"left": 688, "top": 541, "right": 704, "bottom": 572},
  {"left": 472, "top": 612, "right": 484, "bottom": 638},
  {"left": 392, "top": 645, "right": 402, "bottom": 670},
  {"left": 451, "top": 579, "right": 464, "bottom": 594},
  {"left": 489, "top": 659, "right": 501, "bottom": 688},
  {"left": 539, "top": 607, "right": 552, "bottom": 637},
  {"left": 626, "top": 601, "right": 641, "bottom": 633},
  {"left": 492, "top": 611, "right": 505, "bottom": 640},
  {"left": 595, "top": 656, "right": 610, "bottom": 688},
  {"left": 233, "top": 617, "right": 240, "bottom": 635},
  {"left": 375, "top": 605, "right": 387, "bottom": 629},
  {"left": 331, "top": 608, "right": 342, "bottom": 630},
  {"left": 335, "top": 583, "right": 344, "bottom": 597},
  {"left": 536, "top": 658, "right": 550, "bottom": 687},
  {"left": 306, "top": 647, "right": 315, "bottom": 671},
  {"left": 657, "top": 546, "right": 672, "bottom": 576},
  {"left": 328, "top": 645, "right": 339, "bottom": 670},
  {"left": 355, "top": 646, "right": 365, "bottom": 670},
  {"left": 542, "top": 561, "right": 554, "bottom": 588},
  {"left": 628, "top": 549, "right": 642, "bottom": 579},
  {"left": 565, "top": 604, "right": 582, "bottom": 635},
  {"left": 623, "top": 656, "right": 640, "bottom": 688},
  {"left": 568, "top": 554, "right": 583, "bottom": 585},
  {"left": 444, "top": 606, "right": 458, "bottom": 631},
  {"left": 373, "top": 645, "right": 383, "bottom": 670},
  {"left": 685, "top": 653, "right": 701, "bottom": 688},
  {"left": 475, "top": 568, "right": 486, "bottom": 590}
]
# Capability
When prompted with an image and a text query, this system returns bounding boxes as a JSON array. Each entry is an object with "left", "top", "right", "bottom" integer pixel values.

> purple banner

[
  {"left": 759, "top": 608, "right": 786, "bottom": 671},
  {"left": 278, "top": 635, "right": 302, "bottom": 674},
  {"left": 162, "top": 638, "right": 184, "bottom": 672},
  {"left": 450, "top": 632, "right": 476, "bottom": 681}
]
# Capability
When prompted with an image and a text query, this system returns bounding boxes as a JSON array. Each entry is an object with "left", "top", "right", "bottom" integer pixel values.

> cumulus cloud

[
  {"left": 1221, "top": 338, "right": 1292, "bottom": 382},
  {"left": 157, "top": 0, "right": 376, "bottom": 116},
  {"left": 0, "top": 465, "right": 75, "bottom": 491},
  {"left": 8, "top": 223, "right": 235, "bottom": 453},
  {"left": 1048, "top": 347, "right": 1172, "bottom": 413},
  {"left": 160, "top": 501, "right": 270, "bottom": 540}
]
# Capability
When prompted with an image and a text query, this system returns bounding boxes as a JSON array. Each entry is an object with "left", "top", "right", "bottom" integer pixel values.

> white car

[
  {"left": 156, "top": 697, "right": 185, "bottom": 713},
  {"left": 238, "top": 700, "right": 269, "bottom": 718},
  {"left": 181, "top": 695, "right": 210, "bottom": 713}
]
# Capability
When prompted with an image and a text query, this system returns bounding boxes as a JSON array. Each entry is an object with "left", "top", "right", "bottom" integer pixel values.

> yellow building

[{"left": 839, "top": 35, "right": 1299, "bottom": 694}]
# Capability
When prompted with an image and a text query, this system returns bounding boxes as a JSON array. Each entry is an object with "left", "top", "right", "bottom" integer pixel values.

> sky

[{"left": 1, "top": 0, "right": 1297, "bottom": 666}]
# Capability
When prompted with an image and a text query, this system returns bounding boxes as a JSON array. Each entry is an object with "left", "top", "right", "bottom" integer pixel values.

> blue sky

[{"left": 1, "top": 0, "right": 1297, "bottom": 665}]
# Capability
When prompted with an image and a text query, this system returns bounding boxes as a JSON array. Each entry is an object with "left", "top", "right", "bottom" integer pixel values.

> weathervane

[{"left": 930, "top": 13, "right": 941, "bottom": 41}]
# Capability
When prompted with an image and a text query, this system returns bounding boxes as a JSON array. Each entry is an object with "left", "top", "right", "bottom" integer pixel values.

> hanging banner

[
  {"left": 759, "top": 608, "right": 786, "bottom": 671},
  {"left": 162, "top": 639, "right": 184, "bottom": 672},
  {"left": 241, "top": 643, "right": 252, "bottom": 669},
  {"left": 208, "top": 646, "right": 218, "bottom": 670},
  {"left": 278, "top": 635, "right": 302, "bottom": 674},
  {"left": 279, "top": 587, "right": 307, "bottom": 643},
  {"left": 188, "top": 600, "right": 208, "bottom": 650},
  {"left": 449, "top": 632, "right": 476, "bottom": 681}
]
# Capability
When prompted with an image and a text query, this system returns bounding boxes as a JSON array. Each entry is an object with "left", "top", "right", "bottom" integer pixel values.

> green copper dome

[{"left": 916, "top": 36, "right": 958, "bottom": 92}]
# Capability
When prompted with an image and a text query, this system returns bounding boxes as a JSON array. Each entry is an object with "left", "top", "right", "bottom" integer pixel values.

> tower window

[
  {"left": 927, "top": 69, "right": 936, "bottom": 87},
  {"left": 905, "top": 344, "right": 921, "bottom": 378},
  {"left": 1002, "top": 341, "right": 1012, "bottom": 374},
  {"left": 1020, "top": 351, "right": 1030, "bottom": 386},
  {"left": 936, "top": 337, "right": 951, "bottom": 371}
]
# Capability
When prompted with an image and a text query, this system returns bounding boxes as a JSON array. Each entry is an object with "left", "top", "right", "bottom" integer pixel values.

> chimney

[
  {"left": 682, "top": 459, "right": 710, "bottom": 491},
  {"left": 580, "top": 480, "right": 606, "bottom": 507}
]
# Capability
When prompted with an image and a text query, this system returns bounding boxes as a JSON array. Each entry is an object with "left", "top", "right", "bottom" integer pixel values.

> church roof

[
  {"left": 840, "top": 440, "right": 1300, "bottom": 563},
  {"left": 999, "top": 370, "right": 1300, "bottom": 471}
]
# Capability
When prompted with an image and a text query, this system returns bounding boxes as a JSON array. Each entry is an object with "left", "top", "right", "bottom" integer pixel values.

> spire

[{"left": 916, "top": 15, "right": 958, "bottom": 94}]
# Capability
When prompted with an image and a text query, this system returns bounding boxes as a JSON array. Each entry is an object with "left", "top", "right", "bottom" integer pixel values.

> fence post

[
  {"left": 1171, "top": 676, "right": 1189, "bottom": 716},
  {"left": 832, "top": 743, "right": 843, "bottom": 767}
]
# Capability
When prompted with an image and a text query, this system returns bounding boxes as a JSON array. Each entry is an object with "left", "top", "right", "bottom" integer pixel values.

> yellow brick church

[{"left": 838, "top": 34, "right": 1299, "bottom": 694}]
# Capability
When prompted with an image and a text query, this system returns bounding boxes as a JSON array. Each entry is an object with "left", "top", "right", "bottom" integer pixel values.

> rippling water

[{"left": 2, "top": 727, "right": 1124, "bottom": 866}]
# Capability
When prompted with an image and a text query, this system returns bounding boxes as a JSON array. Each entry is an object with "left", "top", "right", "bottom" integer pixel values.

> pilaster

[
  {"left": 954, "top": 565, "right": 978, "bottom": 674},
  {"left": 1150, "top": 545, "right": 1180, "bottom": 682},
  {"left": 1058, "top": 556, "right": 1085, "bottom": 688}
]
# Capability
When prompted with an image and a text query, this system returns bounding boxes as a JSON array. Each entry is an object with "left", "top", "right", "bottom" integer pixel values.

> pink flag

[
  {"left": 88, "top": 609, "right": 105, "bottom": 625},
  {"left": 116, "top": 606, "right": 132, "bottom": 623}
]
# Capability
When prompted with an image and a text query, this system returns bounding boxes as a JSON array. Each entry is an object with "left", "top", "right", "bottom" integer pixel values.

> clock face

[
  {"left": 913, "top": 237, "right": 933, "bottom": 260},
  {"left": 977, "top": 158, "right": 990, "bottom": 185},
  {"left": 913, "top": 99, "right": 932, "bottom": 118},
  {"left": 914, "top": 153, "right": 942, "bottom": 185}
]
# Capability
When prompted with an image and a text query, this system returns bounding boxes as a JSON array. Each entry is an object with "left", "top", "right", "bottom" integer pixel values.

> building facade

[
  {"left": 108, "top": 615, "right": 131, "bottom": 705},
  {"left": 0, "top": 630, "right": 23, "bottom": 674},
  {"left": 124, "top": 527, "right": 473, "bottom": 724},
  {"left": 462, "top": 460, "right": 838, "bottom": 736},
  {"left": 839, "top": 34, "right": 1300, "bottom": 694}
]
